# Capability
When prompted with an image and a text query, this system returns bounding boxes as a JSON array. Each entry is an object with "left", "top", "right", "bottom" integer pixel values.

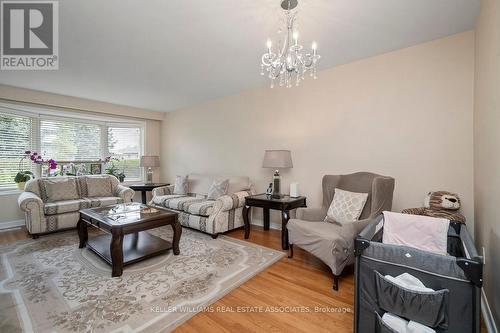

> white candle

[
  {"left": 312, "top": 42, "right": 317, "bottom": 56},
  {"left": 266, "top": 39, "right": 272, "bottom": 54},
  {"left": 293, "top": 31, "right": 298, "bottom": 46}
]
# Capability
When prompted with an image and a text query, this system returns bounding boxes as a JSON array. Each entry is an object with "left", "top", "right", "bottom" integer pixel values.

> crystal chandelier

[{"left": 261, "top": 0, "right": 320, "bottom": 88}]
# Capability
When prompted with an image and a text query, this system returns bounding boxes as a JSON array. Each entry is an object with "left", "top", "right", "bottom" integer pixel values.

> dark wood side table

[
  {"left": 129, "top": 183, "right": 170, "bottom": 204},
  {"left": 243, "top": 194, "right": 306, "bottom": 250}
]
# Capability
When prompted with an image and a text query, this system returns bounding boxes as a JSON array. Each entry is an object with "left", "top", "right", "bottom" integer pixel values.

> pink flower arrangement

[{"left": 24, "top": 151, "right": 58, "bottom": 170}]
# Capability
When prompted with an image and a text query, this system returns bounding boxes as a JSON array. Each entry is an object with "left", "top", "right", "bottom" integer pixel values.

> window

[
  {"left": 0, "top": 106, "right": 145, "bottom": 189},
  {"left": 40, "top": 118, "right": 103, "bottom": 161},
  {"left": 107, "top": 127, "right": 142, "bottom": 180},
  {"left": 0, "top": 112, "right": 35, "bottom": 189}
]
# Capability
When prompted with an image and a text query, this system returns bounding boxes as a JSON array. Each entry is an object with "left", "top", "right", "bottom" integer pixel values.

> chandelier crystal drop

[{"left": 261, "top": 0, "right": 320, "bottom": 88}]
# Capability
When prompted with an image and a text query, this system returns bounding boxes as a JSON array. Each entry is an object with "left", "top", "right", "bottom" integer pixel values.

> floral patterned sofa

[
  {"left": 18, "top": 175, "right": 134, "bottom": 238},
  {"left": 150, "top": 174, "right": 254, "bottom": 238}
]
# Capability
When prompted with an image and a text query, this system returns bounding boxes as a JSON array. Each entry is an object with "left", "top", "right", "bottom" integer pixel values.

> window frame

[
  {"left": 0, "top": 103, "right": 146, "bottom": 190},
  {"left": 104, "top": 123, "right": 145, "bottom": 181}
]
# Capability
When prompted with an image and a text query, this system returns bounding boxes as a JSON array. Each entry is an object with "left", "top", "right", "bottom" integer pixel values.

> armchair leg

[
  {"left": 211, "top": 233, "right": 219, "bottom": 239},
  {"left": 288, "top": 244, "right": 294, "bottom": 258},
  {"left": 332, "top": 275, "right": 339, "bottom": 291},
  {"left": 32, "top": 234, "right": 39, "bottom": 239}
]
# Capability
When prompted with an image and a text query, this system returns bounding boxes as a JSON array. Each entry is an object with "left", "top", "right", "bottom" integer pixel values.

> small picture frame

[{"left": 90, "top": 163, "right": 102, "bottom": 175}]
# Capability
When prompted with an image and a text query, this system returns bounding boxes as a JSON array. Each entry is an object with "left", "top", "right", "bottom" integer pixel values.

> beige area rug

[{"left": 0, "top": 227, "right": 284, "bottom": 333}]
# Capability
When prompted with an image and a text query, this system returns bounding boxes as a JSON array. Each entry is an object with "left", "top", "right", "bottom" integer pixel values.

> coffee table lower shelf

[{"left": 87, "top": 231, "right": 172, "bottom": 267}]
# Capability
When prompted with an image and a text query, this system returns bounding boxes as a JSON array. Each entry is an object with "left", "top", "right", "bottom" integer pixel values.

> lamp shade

[
  {"left": 262, "top": 150, "right": 293, "bottom": 169},
  {"left": 140, "top": 155, "right": 160, "bottom": 167}
]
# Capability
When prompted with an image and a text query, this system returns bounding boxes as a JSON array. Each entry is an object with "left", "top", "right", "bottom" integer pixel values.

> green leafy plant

[
  {"left": 104, "top": 157, "right": 126, "bottom": 182},
  {"left": 14, "top": 170, "right": 34, "bottom": 183}
]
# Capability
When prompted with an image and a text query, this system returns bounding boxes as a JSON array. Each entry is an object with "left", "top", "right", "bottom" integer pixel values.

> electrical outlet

[{"left": 482, "top": 246, "right": 486, "bottom": 265}]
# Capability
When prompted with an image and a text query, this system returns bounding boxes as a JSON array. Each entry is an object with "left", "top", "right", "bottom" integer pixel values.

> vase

[{"left": 16, "top": 182, "right": 26, "bottom": 190}]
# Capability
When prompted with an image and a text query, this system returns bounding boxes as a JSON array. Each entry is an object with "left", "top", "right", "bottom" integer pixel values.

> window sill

[{"left": 0, "top": 189, "right": 23, "bottom": 196}]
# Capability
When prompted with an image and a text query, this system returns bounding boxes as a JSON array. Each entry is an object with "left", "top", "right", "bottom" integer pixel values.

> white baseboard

[
  {"left": 0, "top": 219, "right": 24, "bottom": 230},
  {"left": 250, "top": 219, "right": 281, "bottom": 231},
  {"left": 482, "top": 288, "right": 499, "bottom": 333}
]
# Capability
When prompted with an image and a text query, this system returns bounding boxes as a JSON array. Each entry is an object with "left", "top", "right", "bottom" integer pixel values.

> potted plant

[
  {"left": 14, "top": 170, "right": 34, "bottom": 190},
  {"left": 15, "top": 151, "right": 58, "bottom": 189},
  {"left": 103, "top": 156, "right": 126, "bottom": 183}
]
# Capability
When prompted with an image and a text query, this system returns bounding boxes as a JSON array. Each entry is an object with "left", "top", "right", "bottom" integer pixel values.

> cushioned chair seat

[
  {"left": 87, "top": 196, "right": 124, "bottom": 207},
  {"left": 181, "top": 200, "right": 215, "bottom": 217},
  {"left": 287, "top": 219, "right": 353, "bottom": 273},
  {"left": 44, "top": 199, "right": 91, "bottom": 215}
]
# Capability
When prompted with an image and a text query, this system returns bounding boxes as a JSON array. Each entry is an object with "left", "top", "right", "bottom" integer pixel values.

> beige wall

[
  {"left": 161, "top": 31, "right": 475, "bottom": 228},
  {"left": 474, "top": 0, "right": 500, "bottom": 327},
  {"left": 0, "top": 85, "right": 162, "bottom": 225}
]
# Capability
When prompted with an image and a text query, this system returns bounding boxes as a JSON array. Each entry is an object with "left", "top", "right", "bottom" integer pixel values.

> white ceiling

[{"left": 0, "top": 0, "right": 479, "bottom": 112}]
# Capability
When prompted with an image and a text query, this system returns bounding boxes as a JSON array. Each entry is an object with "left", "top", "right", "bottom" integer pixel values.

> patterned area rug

[{"left": 0, "top": 227, "right": 283, "bottom": 333}]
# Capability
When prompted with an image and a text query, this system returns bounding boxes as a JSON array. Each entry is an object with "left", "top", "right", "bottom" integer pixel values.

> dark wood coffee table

[{"left": 78, "top": 203, "right": 181, "bottom": 277}]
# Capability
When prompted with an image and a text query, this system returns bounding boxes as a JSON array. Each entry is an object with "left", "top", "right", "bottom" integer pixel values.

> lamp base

[
  {"left": 146, "top": 168, "right": 154, "bottom": 184},
  {"left": 272, "top": 169, "right": 281, "bottom": 198}
]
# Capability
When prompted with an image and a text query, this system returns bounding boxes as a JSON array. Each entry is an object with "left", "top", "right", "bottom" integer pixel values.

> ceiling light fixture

[{"left": 261, "top": 0, "right": 321, "bottom": 88}]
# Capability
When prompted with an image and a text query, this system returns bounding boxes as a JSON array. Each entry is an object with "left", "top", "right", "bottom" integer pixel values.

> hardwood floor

[
  {"left": 174, "top": 226, "right": 356, "bottom": 333},
  {"left": 0, "top": 226, "right": 486, "bottom": 333}
]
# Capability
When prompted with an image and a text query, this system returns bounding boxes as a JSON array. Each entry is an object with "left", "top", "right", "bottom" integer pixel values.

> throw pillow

[
  {"left": 173, "top": 175, "right": 188, "bottom": 195},
  {"left": 325, "top": 188, "right": 368, "bottom": 224},
  {"left": 86, "top": 176, "right": 113, "bottom": 197},
  {"left": 41, "top": 178, "right": 79, "bottom": 202},
  {"left": 207, "top": 179, "right": 229, "bottom": 200}
]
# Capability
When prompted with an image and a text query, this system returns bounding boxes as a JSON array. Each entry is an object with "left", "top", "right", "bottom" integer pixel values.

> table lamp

[
  {"left": 140, "top": 156, "right": 160, "bottom": 184},
  {"left": 262, "top": 150, "right": 293, "bottom": 198}
]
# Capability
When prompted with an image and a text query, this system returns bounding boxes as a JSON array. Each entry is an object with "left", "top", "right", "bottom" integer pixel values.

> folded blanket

[
  {"left": 382, "top": 211, "right": 449, "bottom": 255},
  {"left": 382, "top": 313, "right": 408, "bottom": 333},
  {"left": 407, "top": 320, "right": 436, "bottom": 333},
  {"left": 382, "top": 313, "right": 436, "bottom": 333},
  {"left": 384, "top": 273, "right": 434, "bottom": 292}
]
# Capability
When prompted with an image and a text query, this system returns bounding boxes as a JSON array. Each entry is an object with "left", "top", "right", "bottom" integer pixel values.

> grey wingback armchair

[{"left": 287, "top": 172, "right": 395, "bottom": 291}]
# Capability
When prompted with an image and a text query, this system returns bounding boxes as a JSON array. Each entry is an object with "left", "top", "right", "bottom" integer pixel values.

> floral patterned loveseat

[{"left": 18, "top": 175, "right": 134, "bottom": 238}]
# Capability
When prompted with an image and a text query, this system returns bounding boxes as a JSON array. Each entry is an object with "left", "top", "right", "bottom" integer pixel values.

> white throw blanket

[
  {"left": 384, "top": 273, "right": 434, "bottom": 293},
  {"left": 382, "top": 211, "right": 449, "bottom": 255},
  {"left": 382, "top": 313, "right": 436, "bottom": 333}
]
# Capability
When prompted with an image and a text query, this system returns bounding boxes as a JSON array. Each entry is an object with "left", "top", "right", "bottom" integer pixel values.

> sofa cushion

[
  {"left": 173, "top": 175, "right": 189, "bottom": 195},
  {"left": 182, "top": 200, "right": 215, "bottom": 217},
  {"left": 87, "top": 196, "right": 124, "bottom": 208},
  {"left": 207, "top": 179, "right": 229, "bottom": 200},
  {"left": 86, "top": 176, "right": 114, "bottom": 197},
  {"left": 40, "top": 178, "right": 80, "bottom": 202},
  {"left": 44, "top": 199, "right": 91, "bottom": 215},
  {"left": 151, "top": 194, "right": 186, "bottom": 207},
  {"left": 164, "top": 196, "right": 204, "bottom": 211}
]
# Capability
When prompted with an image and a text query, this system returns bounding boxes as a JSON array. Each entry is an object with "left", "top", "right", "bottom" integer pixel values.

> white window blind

[
  {"left": 40, "top": 119, "right": 103, "bottom": 162},
  {"left": 107, "top": 127, "right": 141, "bottom": 180},
  {"left": 0, "top": 112, "right": 35, "bottom": 189}
]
